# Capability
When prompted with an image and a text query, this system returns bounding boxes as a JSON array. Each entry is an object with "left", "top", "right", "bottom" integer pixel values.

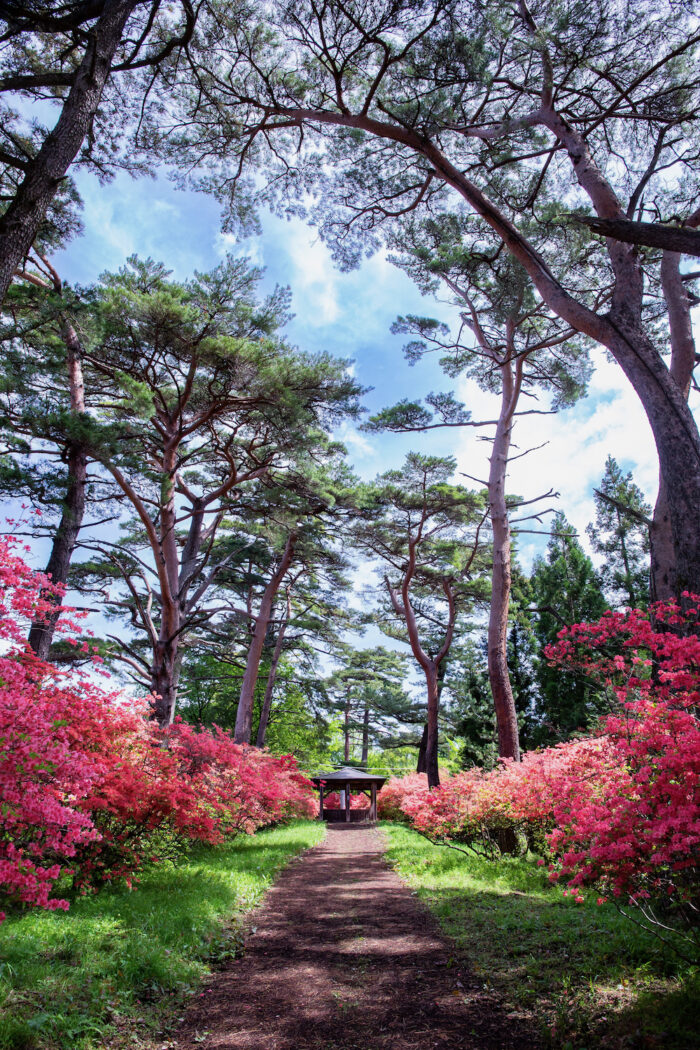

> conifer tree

[
  {"left": 353, "top": 452, "right": 489, "bottom": 785},
  {"left": 529, "top": 513, "right": 608, "bottom": 743},
  {"left": 587, "top": 456, "right": 652, "bottom": 608},
  {"left": 166, "top": 0, "right": 700, "bottom": 598}
]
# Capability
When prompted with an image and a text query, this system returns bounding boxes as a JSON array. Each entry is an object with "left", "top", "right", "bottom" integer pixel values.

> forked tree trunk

[
  {"left": 234, "top": 532, "right": 297, "bottom": 744},
  {"left": 0, "top": 0, "right": 136, "bottom": 304}
]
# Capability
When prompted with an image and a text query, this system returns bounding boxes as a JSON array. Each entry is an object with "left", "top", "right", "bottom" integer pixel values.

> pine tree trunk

[
  {"left": 487, "top": 377, "right": 520, "bottom": 760},
  {"left": 234, "top": 533, "right": 296, "bottom": 744},
  {"left": 650, "top": 249, "right": 697, "bottom": 601},
  {"left": 27, "top": 443, "right": 88, "bottom": 659},
  {"left": 343, "top": 696, "right": 351, "bottom": 762},
  {"left": 28, "top": 319, "right": 88, "bottom": 659},
  {"left": 0, "top": 0, "right": 136, "bottom": 304},
  {"left": 361, "top": 703, "right": 369, "bottom": 766},
  {"left": 255, "top": 600, "right": 289, "bottom": 748},
  {"left": 416, "top": 723, "right": 428, "bottom": 774},
  {"left": 151, "top": 638, "right": 179, "bottom": 726},
  {"left": 425, "top": 664, "right": 440, "bottom": 789}
]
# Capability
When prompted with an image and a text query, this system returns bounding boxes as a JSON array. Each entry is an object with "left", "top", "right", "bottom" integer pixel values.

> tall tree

[
  {"left": 0, "top": 0, "right": 197, "bottom": 302},
  {"left": 0, "top": 253, "right": 118, "bottom": 658},
  {"left": 231, "top": 459, "right": 356, "bottom": 744},
  {"left": 368, "top": 216, "right": 589, "bottom": 760},
  {"left": 167, "top": 0, "right": 700, "bottom": 598},
  {"left": 326, "top": 646, "right": 413, "bottom": 766},
  {"left": 65, "top": 256, "right": 361, "bottom": 724},
  {"left": 587, "top": 456, "right": 652, "bottom": 609},
  {"left": 353, "top": 452, "right": 489, "bottom": 785}
]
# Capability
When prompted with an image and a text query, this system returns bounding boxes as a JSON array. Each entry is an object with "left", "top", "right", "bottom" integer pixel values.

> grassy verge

[
  {"left": 382, "top": 823, "right": 699, "bottom": 1049},
  {"left": 0, "top": 819, "right": 325, "bottom": 1050}
]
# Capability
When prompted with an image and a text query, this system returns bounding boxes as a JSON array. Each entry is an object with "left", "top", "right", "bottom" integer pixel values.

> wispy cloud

[{"left": 455, "top": 348, "right": 667, "bottom": 568}]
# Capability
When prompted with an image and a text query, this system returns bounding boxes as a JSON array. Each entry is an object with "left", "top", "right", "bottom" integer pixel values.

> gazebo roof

[{"left": 310, "top": 765, "right": 387, "bottom": 787}]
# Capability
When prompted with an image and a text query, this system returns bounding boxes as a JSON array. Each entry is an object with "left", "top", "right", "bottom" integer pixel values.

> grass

[
  {"left": 0, "top": 819, "right": 325, "bottom": 1050},
  {"left": 382, "top": 823, "right": 699, "bottom": 1050}
]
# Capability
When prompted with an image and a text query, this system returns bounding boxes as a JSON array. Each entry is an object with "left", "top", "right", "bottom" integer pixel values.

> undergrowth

[
  {"left": 382, "top": 823, "right": 699, "bottom": 1050},
  {"left": 0, "top": 820, "right": 325, "bottom": 1050}
]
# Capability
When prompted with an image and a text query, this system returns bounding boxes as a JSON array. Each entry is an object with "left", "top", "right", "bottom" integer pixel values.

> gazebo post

[{"left": 310, "top": 767, "right": 387, "bottom": 824}]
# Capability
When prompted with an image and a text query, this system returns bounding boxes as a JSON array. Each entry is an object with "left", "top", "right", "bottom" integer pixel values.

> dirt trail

[{"left": 175, "top": 825, "right": 541, "bottom": 1050}]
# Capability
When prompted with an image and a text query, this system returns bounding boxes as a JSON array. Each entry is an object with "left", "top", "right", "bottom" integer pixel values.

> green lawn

[
  {"left": 0, "top": 820, "right": 325, "bottom": 1050},
  {"left": 382, "top": 823, "right": 699, "bottom": 1049}
]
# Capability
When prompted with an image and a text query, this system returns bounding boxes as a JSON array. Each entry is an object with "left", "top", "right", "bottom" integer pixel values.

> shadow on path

[{"left": 176, "top": 825, "right": 542, "bottom": 1050}]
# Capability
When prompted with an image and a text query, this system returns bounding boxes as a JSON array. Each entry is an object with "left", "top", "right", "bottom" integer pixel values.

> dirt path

[{"left": 175, "top": 825, "right": 541, "bottom": 1050}]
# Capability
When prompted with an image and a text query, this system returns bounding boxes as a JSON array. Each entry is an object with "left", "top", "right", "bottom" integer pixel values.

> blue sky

[{"left": 52, "top": 166, "right": 674, "bottom": 580}]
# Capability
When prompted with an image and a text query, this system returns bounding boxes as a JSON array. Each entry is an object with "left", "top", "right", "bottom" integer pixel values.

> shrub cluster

[
  {"left": 379, "top": 597, "right": 700, "bottom": 939},
  {"left": 322, "top": 791, "right": 369, "bottom": 809},
  {"left": 0, "top": 538, "right": 316, "bottom": 920}
]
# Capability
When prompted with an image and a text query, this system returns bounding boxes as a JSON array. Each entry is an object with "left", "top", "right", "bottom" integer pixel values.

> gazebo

[{"left": 310, "top": 766, "right": 387, "bottom": 823}]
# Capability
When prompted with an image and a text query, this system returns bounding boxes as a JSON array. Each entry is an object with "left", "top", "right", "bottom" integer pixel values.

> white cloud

[
  {"left": 454, "top": 347, "right": 668, "bottom": 568},
  {"left": 335, "top": 422, "right": 376, "bottom": 459},
  {"left": 283, "top": 226, "right": 340, "bottom": 325},
  {"left": 215, "top": 231, "right": 265, "bottom": 266}
]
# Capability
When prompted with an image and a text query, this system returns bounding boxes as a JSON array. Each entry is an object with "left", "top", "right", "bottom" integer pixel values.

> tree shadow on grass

[
  {"left": 404, "top": 882, "right": 696, "bottom": 1050},
  {"left": 0, "top": 824, "right": 321, "bottom": 1050}
]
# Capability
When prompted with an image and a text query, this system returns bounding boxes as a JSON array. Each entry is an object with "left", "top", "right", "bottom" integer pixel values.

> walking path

[{"left": 176, "top": 825, "right": 541, "bottom": 1050}]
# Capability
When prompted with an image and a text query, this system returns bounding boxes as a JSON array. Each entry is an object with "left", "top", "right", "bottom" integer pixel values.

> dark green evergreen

[
  {"left": 587, "top": 456, "right": 652, "bottom": 609},
  {"left": 528, "top": 513, "right": 609, "bottom": 744}
]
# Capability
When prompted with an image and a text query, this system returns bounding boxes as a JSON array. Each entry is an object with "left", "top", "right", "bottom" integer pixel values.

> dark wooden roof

[{"left": 310, "top": 765, "right": 387, "bottom": 788}]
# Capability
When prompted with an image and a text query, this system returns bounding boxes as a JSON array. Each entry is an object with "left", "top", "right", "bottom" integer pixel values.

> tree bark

[
  {"left": 651, "top": 248, "right": 698, "bottom": 600},
  {"left": 578, "top": 217, "right": 700, "bottom": 258},
  {"left": 28, "top": 318, "right": 88, "bottom": 659},
  {"left": 361, "top": 703, "right": 370, "bottom": 766},
  {"left": 424, "top": 664, "right": 440, "bottom": 788},
  {"left": 255, "top": 592, "right": 290, "bottom": 748},
  {"left": 477, "top": 327, "right": 522, "bottom": 761},
  {"left": 487, "top": 412, "right": 520, "bottom": 760},
  {"left": 343, "top": 694, "right": 351, "bottom": 762},
  {"left": 416, "top": 722, "right": 428, "bottom": 774},
  {"left": 151, "top": 639, "right": 179, "bottom": 725},
  {"left": 0, "top": 0, "right": 136, "bottom": 305},
  {"left": 234, "top": 532, "right": 297, "bottom": 744}
]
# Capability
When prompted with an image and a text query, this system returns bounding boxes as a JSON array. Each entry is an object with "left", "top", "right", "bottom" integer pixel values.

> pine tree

[
  {"left": 529, "top": 513, "right": 609, "bottom": 744},
  {"left": 587, "top": 456, "right": 652, "bottom": 608}
]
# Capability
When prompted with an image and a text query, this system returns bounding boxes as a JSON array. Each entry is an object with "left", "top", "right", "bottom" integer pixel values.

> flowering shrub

[
  {"left": 545, "top": 598, "right": 700, "bottom": 929},
  {"left": 382, "top": 597, "right": 700, "bottom": 951},
  {"left": 377, "top": 773, "right": 429, "bottom": 821},
  {"left": 384, "top": 741, "right": 615, "bottom": 857},
  {"left": 323, "top": 790, "right": 369, "bottom": 810},
  {"left": 0, "top": 538, "right": 315, "bottom": 919}
]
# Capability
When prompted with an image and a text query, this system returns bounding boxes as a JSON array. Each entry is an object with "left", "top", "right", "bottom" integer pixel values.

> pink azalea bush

[
  {"left": 0, "top": 538, "right": 315, "bottom": 919},
  {"left": 377, "top": 773, "right": 429, "bottom": 821},
  {"left": 380, "top": 597, "right": 700, "bottom": 935},
  {"left": 323, "top": 790, "right": 369, "bottom": 810}
]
